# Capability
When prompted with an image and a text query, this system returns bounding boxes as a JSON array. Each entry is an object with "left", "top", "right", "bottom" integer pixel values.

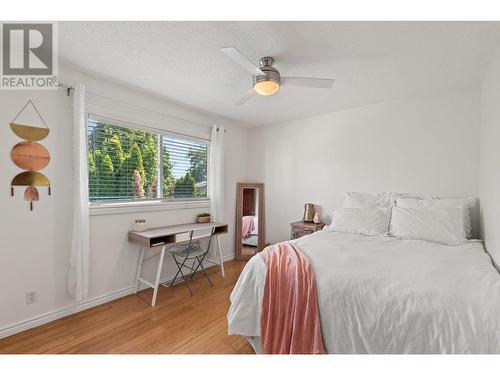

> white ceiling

[{"left": 59, "top": 22, "right": 500, "bottom": 127}]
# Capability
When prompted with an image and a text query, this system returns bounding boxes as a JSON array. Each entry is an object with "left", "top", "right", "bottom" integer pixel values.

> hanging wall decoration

[{"left": 10, "top": 100, "right": 51, "bottom": 211}]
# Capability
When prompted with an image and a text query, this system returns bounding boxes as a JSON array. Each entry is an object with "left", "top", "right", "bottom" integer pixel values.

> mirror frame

[{"left": 235, "top": 182, "right": 265, "bottom": 260}]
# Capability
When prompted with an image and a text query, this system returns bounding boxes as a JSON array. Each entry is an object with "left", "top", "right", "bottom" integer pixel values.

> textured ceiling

[{"left": 59, "top": 22, "right": 500, "bottom": 127}]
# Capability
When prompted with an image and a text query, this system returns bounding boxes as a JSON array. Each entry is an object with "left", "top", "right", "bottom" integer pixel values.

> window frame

[{"left": 87, "top": 113, "right": 211, "bottom": 211}]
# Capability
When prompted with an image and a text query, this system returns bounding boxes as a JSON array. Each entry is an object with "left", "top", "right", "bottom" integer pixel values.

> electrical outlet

[{"left": 25, "top": 290, "right": 38, "bottom": 305}]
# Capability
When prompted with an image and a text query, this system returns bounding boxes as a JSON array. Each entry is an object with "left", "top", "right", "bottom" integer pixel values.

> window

[{"left": 87, "top": 116, "right": 208, "bottom": 203}]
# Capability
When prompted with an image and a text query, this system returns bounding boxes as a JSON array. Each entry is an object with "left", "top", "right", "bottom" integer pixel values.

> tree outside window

[{"left": 87, "top": 119, "right": 208, "bottom": 202}]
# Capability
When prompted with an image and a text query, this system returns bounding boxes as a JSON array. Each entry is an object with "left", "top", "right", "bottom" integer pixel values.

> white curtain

[
  {"left": 209, "top": 125, "right": 225, "bottom": 222},
  {"left": 68, "top": 84, "right": 90, "bottom": 301}
]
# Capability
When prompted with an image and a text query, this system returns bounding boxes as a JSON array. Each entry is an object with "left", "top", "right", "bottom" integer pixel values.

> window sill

[{"left": 89, "top": 199, "right": 210, "bottom": 216}]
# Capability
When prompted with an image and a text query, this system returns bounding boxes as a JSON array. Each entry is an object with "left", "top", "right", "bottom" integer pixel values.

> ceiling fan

[{"left": 221, "top": 46, "right": 335, "bottom": 105}]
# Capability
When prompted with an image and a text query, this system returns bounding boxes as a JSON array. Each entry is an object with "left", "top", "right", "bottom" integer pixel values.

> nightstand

[{"left": 290, "top": 221, "right": 325, "bottom": 240}]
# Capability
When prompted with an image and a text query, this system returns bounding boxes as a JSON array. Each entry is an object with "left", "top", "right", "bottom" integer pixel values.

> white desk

[{"left": 128, "top": 222, "right": 228, "bottom": 306}]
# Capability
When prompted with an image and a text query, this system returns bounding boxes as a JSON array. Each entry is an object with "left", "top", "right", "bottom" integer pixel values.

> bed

[
  {"left": 242, "top": 215, "right": 259, "bottom": 247},
  {"left": 242, "top": 233, "right": 259, "bottom": 247},
  {"left": 227, "top": 230, "right": 500, "bottom": 353}
]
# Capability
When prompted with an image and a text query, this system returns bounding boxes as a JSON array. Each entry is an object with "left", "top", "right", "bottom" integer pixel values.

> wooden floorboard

[{"left": 0, "top": 260, "right": 254, "bottom": 354}]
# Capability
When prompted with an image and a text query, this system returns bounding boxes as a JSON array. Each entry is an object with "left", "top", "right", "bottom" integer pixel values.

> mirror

[{"left": 236, "top": 182, "right": 265, "bottom": 260}]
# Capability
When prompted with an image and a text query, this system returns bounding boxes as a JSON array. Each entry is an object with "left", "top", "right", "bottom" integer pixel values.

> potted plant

[{"left": 196, "top": 212, "right": 211, "bottom": 223}]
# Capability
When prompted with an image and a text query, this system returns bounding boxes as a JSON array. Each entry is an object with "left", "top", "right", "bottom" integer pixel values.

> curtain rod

[
  {"left": 57, "top": 82, "right": 74, "bottom": 96},
  {"left": 57, "top": 81, "right": 226, "bottom": 132}
]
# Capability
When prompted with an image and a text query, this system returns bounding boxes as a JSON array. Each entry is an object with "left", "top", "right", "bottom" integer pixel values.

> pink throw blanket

[
  {"left": 242, "top": 215, "right": 255, "bottom": 237},
  {"left": 259, "top": 241, "right": 325, "bottom": 354}
]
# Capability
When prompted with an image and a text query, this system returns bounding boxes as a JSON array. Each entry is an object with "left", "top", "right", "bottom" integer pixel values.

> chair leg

[
  {"left": 189, "top": 259, "right": 197, "bottom": 278},
  {"left": 190, "top": 259, "right": 201, "bottom": 276},
  {"left": 171, "top": 254, "right": 193, "bottom": 296},
  {"left": 177, "top": 266, "right": 193, "bottom": 296},
  {"left": 190, "top": 246, "right": 211, "bottom": 277},
  {"left": 169, "top": 255, "right": 182, "bottom": 287},
  {"left": 197, "top": 257, "right": 213, "bottom": 287}
]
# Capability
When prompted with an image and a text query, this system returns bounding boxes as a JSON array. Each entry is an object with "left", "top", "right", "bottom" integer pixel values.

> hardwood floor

[{"left": 0, "top": 260, "right": 254, "bottom": 354}]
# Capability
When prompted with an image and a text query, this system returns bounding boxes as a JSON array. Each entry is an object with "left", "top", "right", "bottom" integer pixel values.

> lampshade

[{"left": 254, "top": 79, "right": 280, "bottom": 96}]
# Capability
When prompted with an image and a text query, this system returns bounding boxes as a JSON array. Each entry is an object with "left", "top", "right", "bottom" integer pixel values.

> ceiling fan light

[{"left": 254, "top": 79, "right": 280, "bottom": 96}]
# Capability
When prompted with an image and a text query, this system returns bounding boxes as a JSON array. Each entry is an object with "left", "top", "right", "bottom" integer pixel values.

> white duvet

[{"left": 227, "top": 231, "right": 500, "bottom": 353}]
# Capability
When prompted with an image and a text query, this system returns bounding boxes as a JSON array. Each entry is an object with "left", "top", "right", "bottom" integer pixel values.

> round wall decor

[{"left": 9, "top": 100, "right": 52, "bottom": 211}]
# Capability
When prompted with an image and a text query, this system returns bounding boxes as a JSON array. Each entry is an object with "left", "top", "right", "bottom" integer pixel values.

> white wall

[
  {"left": 0, "top": 64, "right": 248, "bottom": 336},
  {"left": 479, "top": 47, "right": 500, "bottom": 270},
  {"left": 247, "top": 88, "right": 481, "bottom": 244},
  {"left": 0, "top": 89, "right": 74, "bottom": 334}
]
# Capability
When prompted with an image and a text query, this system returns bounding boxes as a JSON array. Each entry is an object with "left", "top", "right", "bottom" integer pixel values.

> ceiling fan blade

[
  {"left": 281, "top": 76, "right": 335, "bottom": 89},
  {"left": 221, "top": 47, "right": 265, "bottom": 76},
  {"left": 235, "top": 89, "right": 256, "bottom": 105}
]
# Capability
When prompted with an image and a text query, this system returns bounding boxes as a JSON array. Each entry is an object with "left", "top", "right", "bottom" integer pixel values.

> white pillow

[
  {"left": 343, "top": 192, "right": 398, "bottom": 209},
  {"left": 327, "top": 208, "right": 392, "bottom": 236},
  {"left": 389, "top": 206, "right": 467, "bottom": 246},
  {"left": 396, "top": 197, "right": 475, "bottom": 238}
]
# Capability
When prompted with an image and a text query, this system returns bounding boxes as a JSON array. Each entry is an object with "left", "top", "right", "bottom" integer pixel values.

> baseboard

[
  {"left": 0, "top": 286, "right": 136, "bottom": 339},
  {"left": 0, "top": 253, "right": 235, "bottom": 339}
]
